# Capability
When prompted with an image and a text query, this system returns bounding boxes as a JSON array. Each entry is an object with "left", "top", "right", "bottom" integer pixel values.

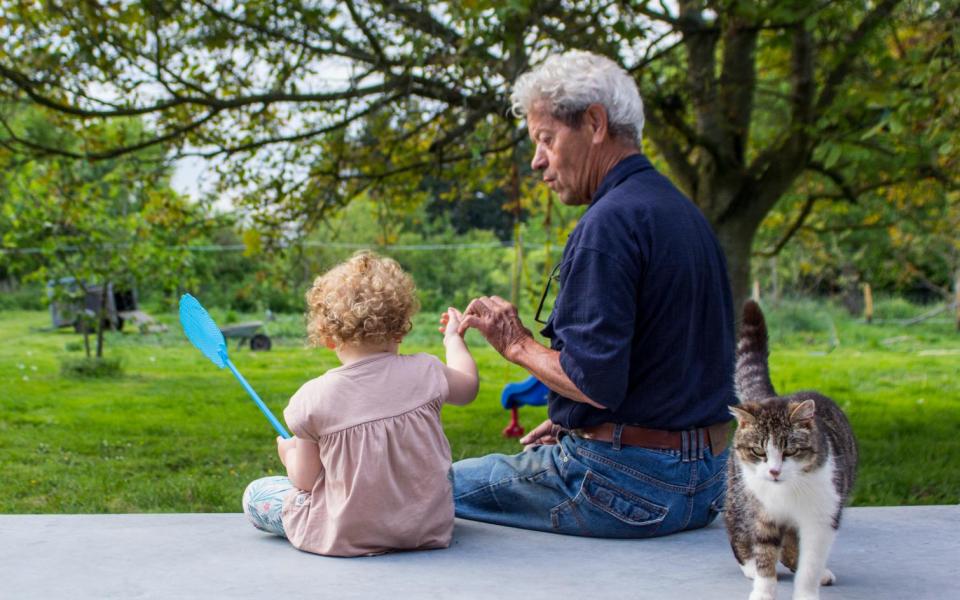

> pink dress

[{"left": 280, "top": 352, "right": 454, "bottom": 556}]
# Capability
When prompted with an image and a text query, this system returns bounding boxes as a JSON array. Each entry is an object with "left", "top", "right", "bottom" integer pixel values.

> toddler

[{"left": 242, "top": 251, "right": 478, "bottom": 556}]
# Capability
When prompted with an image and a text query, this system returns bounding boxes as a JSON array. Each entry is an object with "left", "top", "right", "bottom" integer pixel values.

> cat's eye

[
  {"left": 783, "top": 449, "right": 798, "bottom": 457},
  {"left": 750, "top": 447, "right": 766, "bottom": 458}
]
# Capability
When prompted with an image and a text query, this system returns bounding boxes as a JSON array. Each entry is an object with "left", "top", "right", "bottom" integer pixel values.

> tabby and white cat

[{"left": 725, "top": 300, "right": 858, "bottom": 600}]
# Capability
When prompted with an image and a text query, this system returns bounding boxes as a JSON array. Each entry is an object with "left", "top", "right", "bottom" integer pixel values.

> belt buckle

[{"left": 570, "top": 427, "right": 592, "bottom": 440}]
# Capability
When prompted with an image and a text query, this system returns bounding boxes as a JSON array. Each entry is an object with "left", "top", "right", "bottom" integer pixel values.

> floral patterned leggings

[{"left": 242, "top": 475, "right": 296, "bottom": 537}]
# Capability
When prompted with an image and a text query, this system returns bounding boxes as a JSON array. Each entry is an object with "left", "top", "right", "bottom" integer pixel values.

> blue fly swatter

[{"left": 179, "top": 294, "right": 291, "bottom": 439}]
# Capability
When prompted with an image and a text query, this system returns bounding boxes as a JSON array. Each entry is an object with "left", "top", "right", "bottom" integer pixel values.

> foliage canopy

[{"left": 1, "top": 0, "right": 958, "bottom": 303}]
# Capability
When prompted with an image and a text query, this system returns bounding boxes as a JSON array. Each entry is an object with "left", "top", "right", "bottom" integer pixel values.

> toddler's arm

[
  {"left": 277, "top": 436, "right": 322, "bottom": 492},
  {"left": 439, "top": 307, "right": 479, "bottom": 406}
]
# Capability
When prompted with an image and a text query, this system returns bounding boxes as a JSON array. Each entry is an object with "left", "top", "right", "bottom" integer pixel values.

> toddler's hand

[
  {"left": 277, "top": 435, "right": 296, "bottom": 466},
  {"left": 439, "top": 307, "right": 464, "bottom": 340}
]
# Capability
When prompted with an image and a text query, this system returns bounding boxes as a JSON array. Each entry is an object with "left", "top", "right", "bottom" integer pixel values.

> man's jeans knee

[{"left": 452, "top": 433, "right": 728, "bottom": 538}]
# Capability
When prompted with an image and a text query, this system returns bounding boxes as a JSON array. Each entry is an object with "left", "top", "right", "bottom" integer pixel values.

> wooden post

[
  {"left": 863, "top": 283, "right": 873, "bottom": 324},
  {"left": 509, "top": 152, "right": 521, "bottom": 307},
  {"left": 752, "top": 279, "right": 761, "bottom": 303},
  {"left": 544, "top": 195, "right": 553, "bottom": 282},
  {"left": 954, "top": 269, "right": 959, "bottom": 332},
  {"left": 769, "top": 257, "right": 780, "bottom": 304}
]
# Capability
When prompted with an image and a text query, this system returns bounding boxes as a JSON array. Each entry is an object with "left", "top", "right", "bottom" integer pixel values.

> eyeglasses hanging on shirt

[{"left": 534, "top": 261, "right": 562, "bottom": 325}]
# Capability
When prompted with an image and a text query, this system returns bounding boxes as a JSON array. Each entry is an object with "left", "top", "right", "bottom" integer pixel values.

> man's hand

[
  {"left": 520, "top": 419, "right": 561, "bottom": 450},
  {"left": 457, "top": 296, "right": 534, "bottom": 361}
]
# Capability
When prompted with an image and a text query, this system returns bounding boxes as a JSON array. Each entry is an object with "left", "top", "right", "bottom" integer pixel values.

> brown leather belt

[{"left": 572, "top": 421, "right": 732, "bottom": 456}]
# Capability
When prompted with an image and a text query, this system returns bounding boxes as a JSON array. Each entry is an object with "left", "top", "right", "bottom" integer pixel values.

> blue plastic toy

[
  {"left": 500, "top": 375, "right": 549, "bottom": 437},
  {"left": 179, "top": 293, "right": 291, "bottom": 439}
]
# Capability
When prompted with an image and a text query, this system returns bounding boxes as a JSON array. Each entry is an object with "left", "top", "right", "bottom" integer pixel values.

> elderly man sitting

[{"left": 454, "top": 50, "right": 736, "bottom": 538}]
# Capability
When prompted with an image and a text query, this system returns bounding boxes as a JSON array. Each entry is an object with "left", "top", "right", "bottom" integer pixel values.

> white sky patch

[
  {"left": 169, "top": 54, "right": 357, "bottom": 206},
  {"left": 170, "top": 155, "right": 215, "bottom": 203}
]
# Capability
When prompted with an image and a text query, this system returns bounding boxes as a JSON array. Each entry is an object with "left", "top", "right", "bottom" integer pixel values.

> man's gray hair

[{"left": 510, "top": 50, "right": 644, "bottom": 145}]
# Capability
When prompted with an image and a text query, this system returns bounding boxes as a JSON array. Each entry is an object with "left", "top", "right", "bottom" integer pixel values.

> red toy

[{"left": 500, "top": 376, "right": 550, "bottom": 437}]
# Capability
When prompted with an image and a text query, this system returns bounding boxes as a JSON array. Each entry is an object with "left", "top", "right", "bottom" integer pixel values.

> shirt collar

[{"left": 590, "top": 153, "right": 652, "bottom": 206}]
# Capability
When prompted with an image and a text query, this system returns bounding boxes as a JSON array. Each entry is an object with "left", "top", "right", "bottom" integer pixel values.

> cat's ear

[
  {"left": 789, "top": 399, "right": 816, "bottom": 424},
  {"left": 729, "top": 404, "right": 756, "bottom": 426}
]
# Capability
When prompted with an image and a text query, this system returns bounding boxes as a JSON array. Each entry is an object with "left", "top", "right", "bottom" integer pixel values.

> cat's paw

[
  {"left": 739, "top": 558, "right": 758, "bottom": 580},
  {"left": 792, "top": 585, "right": 822, "bottom": 600},
  {"left": 820, "top": 569, "right": 836, "bottom": 586},
  {"left": 749, "top": 577, "right": 777, "bottom": 600}
]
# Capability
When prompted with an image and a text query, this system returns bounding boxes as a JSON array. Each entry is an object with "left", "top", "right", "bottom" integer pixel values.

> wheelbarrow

[{"left": 219, "top": 321, "right": 272, "bottom": 351}]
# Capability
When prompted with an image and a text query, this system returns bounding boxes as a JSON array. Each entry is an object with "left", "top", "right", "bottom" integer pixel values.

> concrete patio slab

[{"left": 1, "top": 506, "right": 956, "bottom": 599}]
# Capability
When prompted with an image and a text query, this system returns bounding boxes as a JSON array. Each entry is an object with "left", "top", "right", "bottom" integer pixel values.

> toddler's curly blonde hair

[{"left": 305, "top": 251, "right": 419, "bottom": 348}]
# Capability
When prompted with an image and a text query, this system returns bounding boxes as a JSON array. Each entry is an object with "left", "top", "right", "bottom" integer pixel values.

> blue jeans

[{"left": 452, "top": 431, "right": 728, "bottom": 538}]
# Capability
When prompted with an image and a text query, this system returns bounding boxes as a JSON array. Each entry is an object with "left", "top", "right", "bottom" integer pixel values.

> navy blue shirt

[{"left": 541, "top": 154, "right": 735, "bottom": 430}]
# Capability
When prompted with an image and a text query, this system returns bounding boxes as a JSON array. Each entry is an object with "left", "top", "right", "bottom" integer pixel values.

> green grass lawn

[{"left": 1, "top": 300, "right": 957, "bottom": 513}]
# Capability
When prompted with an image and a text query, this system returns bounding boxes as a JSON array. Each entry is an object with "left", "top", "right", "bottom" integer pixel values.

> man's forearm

[{"left": 507, "top": 337, "right": 606, "bottom": 410}]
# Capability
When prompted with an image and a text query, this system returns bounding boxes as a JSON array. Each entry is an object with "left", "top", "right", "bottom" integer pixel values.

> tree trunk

[
  {"left": 714, "top": 219, "right": 757, "bottom": 320},
  {"left": 694, "top": 165, "right": 803, "bottom": 327},
  {"left": 83, "top": 323, "right": 91, "bottom": 358},
  {"left": 95, "top": 283, "right": 108, "bottom": 359}
]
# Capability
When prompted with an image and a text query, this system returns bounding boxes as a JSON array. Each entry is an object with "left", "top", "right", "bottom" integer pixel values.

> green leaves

[
  {"left": 0, "top": 105, "right": 209, "bottom": 354},
  {"left": 1, "top": 0, "right": 957, "bottom": 305},
  {"left": 821, "top": 143, "right": 843, "bottom": 170}
]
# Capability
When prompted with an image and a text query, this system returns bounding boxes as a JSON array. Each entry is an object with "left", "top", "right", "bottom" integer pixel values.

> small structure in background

[
  {"left": 863, "top": 283, "right": 874, "bottom": 324},
  {"left": 47, "top": 278, "right": 167, "bottom": 333},
  {"left": 220, "top": 321, "right": 272, "bottom": 351},
  {"left": 500, "top": 376, "right": 549, "bottom": 438},
  {"left": 955, "top": 270, "right": 960, "bottom": 332}
]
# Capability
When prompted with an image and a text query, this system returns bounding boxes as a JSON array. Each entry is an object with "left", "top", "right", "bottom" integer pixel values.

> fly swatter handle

[{"left": 223, "top": 359, "right": 291, "bottom": 439}]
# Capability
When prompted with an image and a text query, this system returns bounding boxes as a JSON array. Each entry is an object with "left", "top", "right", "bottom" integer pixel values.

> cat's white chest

[{"left": 746, "top": 455, "right": 841, "bottom": 527}]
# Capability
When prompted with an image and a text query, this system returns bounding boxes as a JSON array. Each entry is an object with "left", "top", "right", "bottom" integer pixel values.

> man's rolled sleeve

[{"left": 554, "top": 247, "right": 638, "bottom": 411}]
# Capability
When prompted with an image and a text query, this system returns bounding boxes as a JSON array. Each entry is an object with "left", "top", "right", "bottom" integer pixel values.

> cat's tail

[{"left": 735, "top": 300, "right": 777, "bottom": 402}]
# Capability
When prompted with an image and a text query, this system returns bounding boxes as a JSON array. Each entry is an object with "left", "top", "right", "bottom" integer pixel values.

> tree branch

[
  {"left": 717, "top": 14, "right": 758, "bottom": 165},
  {"left": 806, "top": 161, "right": 858, "bottom": 202},
  {"left": 0, "top": 61, "right": 407, "bottom": 117},
  {"left": 0, "top": 109, "right": 222, "bottom": 160},
  {"left": 191, "top": 93, "right": 406, "bottom": 159},
  {"left": 753, "top": 195, "right": 817, "bottom": 258},
  {"left": 814, "top": 0, "right": 902, "bottom": 117},
  {"left": 791, "top": 23, "right": 815, "bottom": 126},
  {"left": 193, "top": 0, "right": 381, "bottom": 64},
  {"left": 678, "top": 0, "right": 721, "bottom": 150},
  {"left": 630, "top": 1, "right": 678, "bottom": 25},
  {"left": 312, "top": 130, "right": 526, "bottom": 183},
  {"left": 378, "top": 0, "right": 497, "bottom": 64},
  {"left": 643, "top": 108, "right": 698, "bottom": 196},
  {"left": 344, "top": 0, "right": 388, "bottom": 65},
  {"left": 735, "top": 22, "right": 819, "bottom": 222},
  {"left": 628, "top": 34, "right": 684, "bottom": 73}
]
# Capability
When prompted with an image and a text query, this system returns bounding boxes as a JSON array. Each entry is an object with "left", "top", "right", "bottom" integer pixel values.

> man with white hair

[{"left": 454, "top": 50, "right": 736, "bottom": 538}]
